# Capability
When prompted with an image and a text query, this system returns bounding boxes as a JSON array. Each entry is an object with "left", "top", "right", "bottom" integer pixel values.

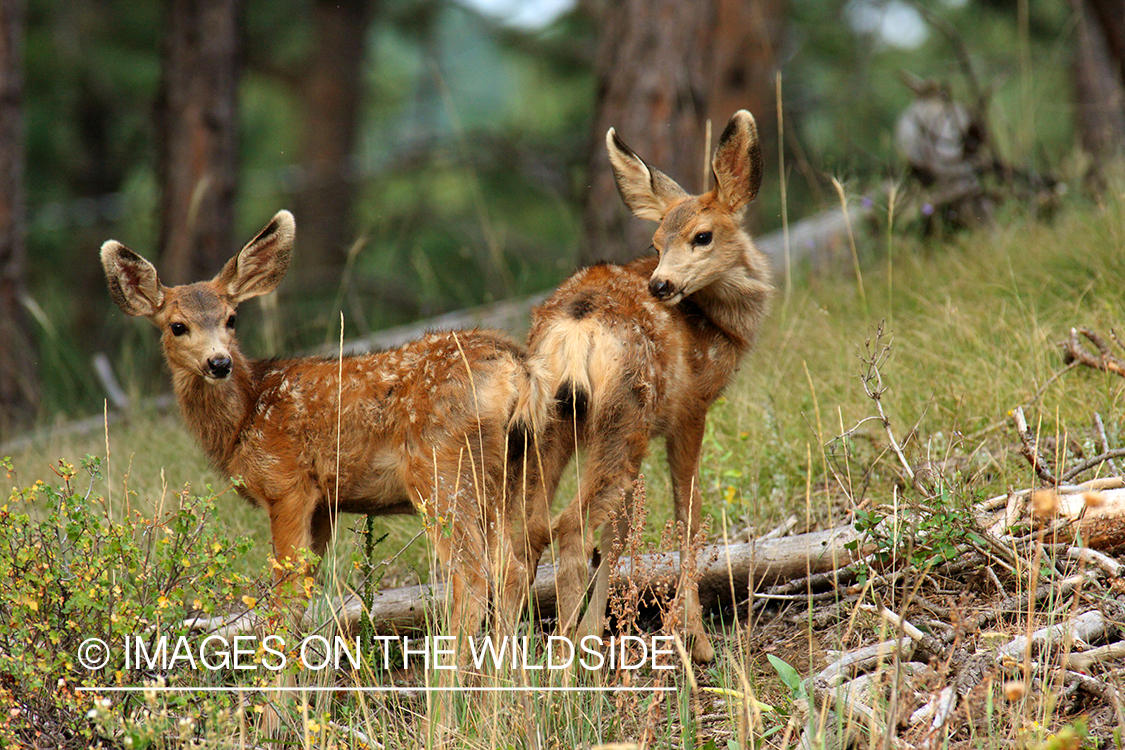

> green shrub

[{"left": 0, "top": 456, "right": 278, "bottom": 749}]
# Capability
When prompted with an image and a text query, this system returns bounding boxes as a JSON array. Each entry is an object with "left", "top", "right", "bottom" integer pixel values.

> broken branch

[
  {"left": 1060, "top": 326, "right": 1125, "bottom": 378},
  {"left": 1013, "top": 406, "right": 1057, "bottom": 485}
]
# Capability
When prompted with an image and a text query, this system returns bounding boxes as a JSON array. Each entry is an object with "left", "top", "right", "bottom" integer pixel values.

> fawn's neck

[
  {"left": 691, "top": 245, "right": 774, "bottom": 353},
  {"left": 171, "top": 350, "right": 258, "bottom": 474}
]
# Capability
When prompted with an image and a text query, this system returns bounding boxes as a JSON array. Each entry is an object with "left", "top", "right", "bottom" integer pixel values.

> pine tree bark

[
  {"left": 293, "top": 0, "right": 375, "bottom": 277},
  {"left": 1072, "top": 0, "right": 1125, "bottom": 164},
  {"left": 708, "top": 0, "right": 784, "bottom": 215},
  {"left": 0, "top": 0, "right": 37, "bottom": 440},
  {"left": 580, "top": 0, "right": 785, "bottom": 265},
  {"left": 156, "top": 0, "right": 241, "bottom": 285},
  {"left": 581, "top": 0, "right": 715, "bottom": 264},
  {"left": 1085, "top": 0, "right": 1124, "bottom": 77}
]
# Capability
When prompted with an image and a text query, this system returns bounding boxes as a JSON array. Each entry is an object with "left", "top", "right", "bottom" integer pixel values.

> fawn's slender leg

[
  {"left": 432, "top": 532, "right": 488, "bottom": 658},
  {"left": 553, "top": 411, "right": 648, "bottom": 638},
  {"left": 666, "top": 412, "right": 714, "bottom": 663},
  {"left": 438, "top": 455, "right": 495, "bottom": 659},
  {"left": 261, "top": 489, "right": 319, "bottom": 735},
  {"left": 506, "top": 423, "right": 553, "bottom": 589},
  {"left": 267, "top": 489, "right": 320, "bottom": 597},
  {"left": 310, "top": 507, "right": 338, "bottom": 558},
  {"left": 575, "top": 477, "right": 638, "bottom": 643},
  {"left": 483, "top": 448, "right": 533, "bottom": 635},
  {"left": 521, "top": 415, "right": 578, "bottom": 574}
]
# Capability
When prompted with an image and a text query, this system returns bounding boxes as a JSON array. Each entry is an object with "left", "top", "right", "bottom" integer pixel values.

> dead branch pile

[
  {"left": 1061, "top": 326, "right": 1125, "bottom": 380},
  {"left": 747, "top": 322, "right": 1125, "bottom": 747},
  {"left": 765, "top": 472, "right": 1125, "bottom": 748}
]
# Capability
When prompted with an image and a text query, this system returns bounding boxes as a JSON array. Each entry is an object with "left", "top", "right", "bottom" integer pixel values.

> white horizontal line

[{"left": 77, "top": 686, "right": 676, "bottom": 693}]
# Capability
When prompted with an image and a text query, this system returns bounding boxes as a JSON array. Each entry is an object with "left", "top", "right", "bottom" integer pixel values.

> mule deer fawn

[
  {"left": 100, "top": 211, "right": 546, "bottom": 644},
  {"left": 525, "top": 110, "right": 773, "bottom": 662}
]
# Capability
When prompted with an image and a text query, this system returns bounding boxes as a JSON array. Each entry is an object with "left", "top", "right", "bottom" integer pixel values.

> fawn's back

[
  {"left": 211, "top": 331, "right": 534, "bottom": 518},
  {"left": 528, "top": 252, "right": 763, "bottom": 438}
]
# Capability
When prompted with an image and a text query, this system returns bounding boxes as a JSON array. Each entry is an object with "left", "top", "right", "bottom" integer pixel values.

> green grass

[
  {"left": 727, "top": 189, "right": 1125, "bottom": 525},
  {"left": 5, "top": 185, "right": 1125, "bottom": 747}
]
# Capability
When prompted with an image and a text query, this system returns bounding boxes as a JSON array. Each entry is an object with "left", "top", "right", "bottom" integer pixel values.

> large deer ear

[
  {"left": 215, "top": 210, "right": 295, "bottom": 304},
  {"left": 100, "top": 241, "right": 165, "bottom": 318},
  {"left": 606, "top": 128, "right": 689, "bottom": 221},
  {"left": 711, "top": 110, "right": 762, "bottom": 212}
]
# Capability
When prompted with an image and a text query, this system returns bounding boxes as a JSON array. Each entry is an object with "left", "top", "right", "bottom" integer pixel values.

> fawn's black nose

[
  {"left": 207, "top": 356, "right": 232, "bottom": 379},
  {"left": 648, "top": 278, "right": 674, "bottom": 301}
]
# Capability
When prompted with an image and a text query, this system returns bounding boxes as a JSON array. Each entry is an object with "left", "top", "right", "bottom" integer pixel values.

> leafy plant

[
  {"left": 0, "top": 456, "right": 277, "bottom": 748},
  {"left": 766, "top": 654, "right": 806, "bottom": 704}
]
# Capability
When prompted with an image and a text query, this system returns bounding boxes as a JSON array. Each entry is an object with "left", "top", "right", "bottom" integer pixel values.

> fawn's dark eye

[
  {"left": 170, "top": 322, "right": 188, "bottom": 337},
  {"left": 693, "top": 231, "right": 713, "bottom": 246},
  {"left": 226, "top": 315, "right": 237, "bottom": 330}
]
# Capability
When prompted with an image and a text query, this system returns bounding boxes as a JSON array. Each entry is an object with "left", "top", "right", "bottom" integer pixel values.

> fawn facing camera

[{"left": 100, "top": 210, "right": 547, "bottom": 654}]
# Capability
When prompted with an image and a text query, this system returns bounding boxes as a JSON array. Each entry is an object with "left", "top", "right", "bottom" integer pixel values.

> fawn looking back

[
  {"left": 100, "top": 211, "right": 546, "bottom": 639},
  {"left": 525, "top": 110, "right": 773, "bottom": 662}
]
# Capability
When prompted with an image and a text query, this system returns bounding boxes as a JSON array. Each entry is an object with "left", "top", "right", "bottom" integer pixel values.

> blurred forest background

[{"left": 0, "top": 0, "right": 1123, "bottom": 443}]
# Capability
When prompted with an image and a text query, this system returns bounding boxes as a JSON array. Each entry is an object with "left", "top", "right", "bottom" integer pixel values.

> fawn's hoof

[{"left": 689, "top": 633, "right": 715, "bottom": 664}]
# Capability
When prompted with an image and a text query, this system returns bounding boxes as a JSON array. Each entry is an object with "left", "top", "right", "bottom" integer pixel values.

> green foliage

[
  {"left": 0, "top": 456, "right": 276, "bottom": 748},
  {"left": 847, "top": 486, "right": 989, "bottom": 588},
  {"left": 765, "top": 654, "right": 809, "bottom": 740},
  {"left": 766, "top": 654, "right": 805, "bottom": 702},
  {"left": 1019, "top": 717, "right": 1092, "bottom": 750}
]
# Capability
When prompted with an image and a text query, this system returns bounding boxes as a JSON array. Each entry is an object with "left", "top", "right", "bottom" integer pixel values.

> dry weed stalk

[
  {"left": 857, "top": 322, "right": 918, "bottom": 488},
  {"left": 602, "top": 476, "right": 715, "bottom": 665},
  {"left": 585, "top": 475, "right": 721, "bottom": 746},
  {"left": 825, "top": 320, "right": 934, "bottom": 511}
]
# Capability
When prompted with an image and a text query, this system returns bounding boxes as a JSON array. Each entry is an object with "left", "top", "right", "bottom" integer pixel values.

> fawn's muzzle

[
  {"left": 649, "top": 278, "right": 675, "bottom": 301},
  {"left": 206, "top": 356, "right": 232, "bottom": 379}
]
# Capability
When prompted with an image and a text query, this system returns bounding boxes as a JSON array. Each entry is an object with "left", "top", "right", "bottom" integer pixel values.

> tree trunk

[
  {"left": 0, "top": 0, "right": 37, "bottom": 440},
  {"left": 581, "top": 0, "right": 716, "bottom": 264},
  {"left": 709, "top": 0, "right": 785, "bottom": 229},
  {"left": 156, "top": 0, "right": 241, "bottom": 285},
  {"left": 580, "top": 0, "right": 785, "bottom": 265},
  {"left": 293, "top": 0, "right": 374, "bottom": 278},
  {"left": 1072, "top": 0, "right": 1125, "bottom": 164},
  {"left": 1085, "top": 0, "right": 1124, "bottom": 77}
]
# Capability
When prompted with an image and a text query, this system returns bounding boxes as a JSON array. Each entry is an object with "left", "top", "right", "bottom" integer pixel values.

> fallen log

[
  {"left": 988, "top": 484, "right": 1125, "bottom": 552},
  {"left": 998, "top": 609, "right": 1109, "bottom": 661},
  {"left": 331, "top": 525, "right": 862, "bottom": 634}
]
